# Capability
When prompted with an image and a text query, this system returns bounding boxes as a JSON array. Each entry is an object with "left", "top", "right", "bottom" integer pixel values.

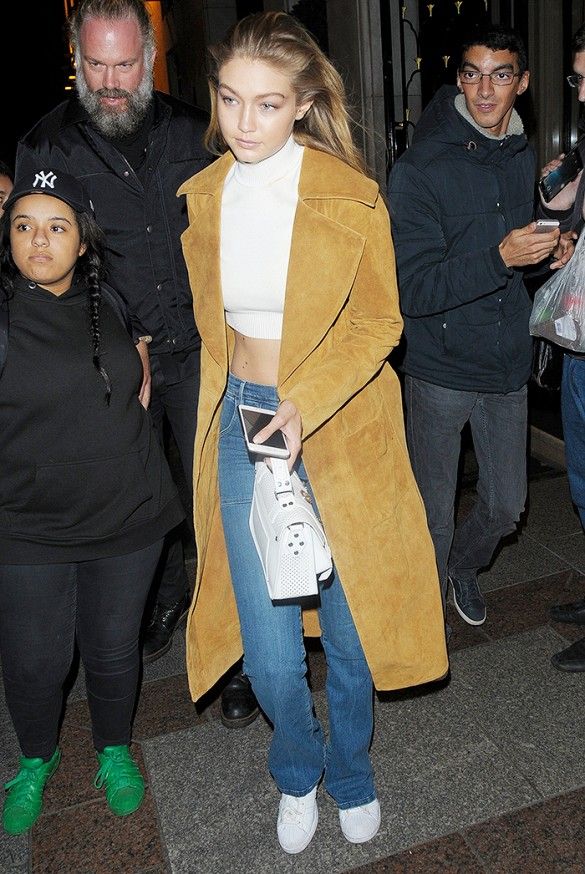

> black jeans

[
  {"left": 0, "top": 539, "right": 163, "bottom": 760},
  {"left": 149, "top": 349, "right": 199, "bottom": 606}
]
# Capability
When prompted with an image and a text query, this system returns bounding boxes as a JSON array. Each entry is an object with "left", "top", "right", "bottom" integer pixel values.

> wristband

[{"left": 136, "top": 335, "right": 153, "bottom": 345}]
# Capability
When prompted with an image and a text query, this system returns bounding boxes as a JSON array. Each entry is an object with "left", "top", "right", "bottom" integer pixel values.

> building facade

[{"left": 158, "top": 0, "right": 585, "bottom": 186}]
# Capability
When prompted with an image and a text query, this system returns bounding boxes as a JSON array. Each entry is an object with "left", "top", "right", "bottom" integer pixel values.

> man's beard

[{"left": 76, "top": 64, "right": 154, "bottom": 137}]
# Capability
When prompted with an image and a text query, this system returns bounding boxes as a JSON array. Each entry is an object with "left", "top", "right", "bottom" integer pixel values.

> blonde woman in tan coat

[{"left": 179, "top": 11, "right": 447, "bottom": 856}]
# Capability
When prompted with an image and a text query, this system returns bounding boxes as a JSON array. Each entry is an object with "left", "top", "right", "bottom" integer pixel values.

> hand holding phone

[
  {"left": 539, "top": 144, "right": 583, "bottom": 204},
  {"left": 499, "top": 221, "right": 560, "bottom": 268},
  {"left": 535, "top": 219, "right": 560, "bottom": 233},
  {"left": 238, "top": 405, "right": 291, "bottom": 459}
]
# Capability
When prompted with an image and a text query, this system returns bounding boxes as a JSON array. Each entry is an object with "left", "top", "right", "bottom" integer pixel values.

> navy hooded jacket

[{"left": 388, "top": 85, "right": 535, "bottom": 393}]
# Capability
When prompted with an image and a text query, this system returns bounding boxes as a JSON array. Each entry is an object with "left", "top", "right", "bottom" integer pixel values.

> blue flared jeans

[
  {"left": 561, "top": 354, "right": 585, "bottom": 528},
  {"left": 218, "top": 374, "right": 375, "bottom": 808}
]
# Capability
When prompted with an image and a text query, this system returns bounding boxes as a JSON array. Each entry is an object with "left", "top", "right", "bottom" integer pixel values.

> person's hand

[
  {"left": 550, "top": 230, "right": 578, "bottom": 269},
  {"left": 253, "top": 399, "right": 302, "bottom": 469},
  {"left": 498, "top": 222, "right": 560, "bottom": 268},
  {"left": 135, "top": 339, "right": 151, "bottom": 409},
  {"left": 539, "top": 155, "right": 582, "bottom": 210}
]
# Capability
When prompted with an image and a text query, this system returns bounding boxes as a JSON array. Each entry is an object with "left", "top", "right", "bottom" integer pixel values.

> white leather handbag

[{"left": 249, "top": 458, "right": 333, "bottom": 600}]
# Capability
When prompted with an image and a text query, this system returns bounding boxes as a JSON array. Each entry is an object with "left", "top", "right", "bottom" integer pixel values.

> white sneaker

[
  {"left": 339, "top": 798, "right": 381, "bottom": 843},
  {"left": 277, "top": 786, "right": 318, "bottom": 854}
]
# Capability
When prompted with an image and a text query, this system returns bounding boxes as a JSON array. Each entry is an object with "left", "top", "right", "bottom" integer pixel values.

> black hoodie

[
  {"left": 388, "top": 85, "right": 535, "bottom": 393},
  {"left": 0, "top": 275, "right": 184, "bottom": 562}
]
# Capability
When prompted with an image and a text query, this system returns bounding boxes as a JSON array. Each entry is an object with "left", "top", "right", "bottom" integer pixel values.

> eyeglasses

[
  {"left": 567, "top": 73, "right": 585, "bottom": 88},
  {"left": 459, "top": 69, "right": 521, "bottom": 86}
]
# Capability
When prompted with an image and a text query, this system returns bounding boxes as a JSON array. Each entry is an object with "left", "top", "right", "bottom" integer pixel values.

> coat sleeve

[
  {"left": 282, "top": 195, "right": 403, "bottom": 439},
  {"left": 537, "top": 200, "right": 573, "bottom": 231},
  {"left": 388, "top": 161, "right": 513, "bottom": 318}
]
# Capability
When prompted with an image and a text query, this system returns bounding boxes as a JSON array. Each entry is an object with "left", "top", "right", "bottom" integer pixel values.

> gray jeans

[{"left": 405, "top": 376, "right": 528, "bottom": 605}]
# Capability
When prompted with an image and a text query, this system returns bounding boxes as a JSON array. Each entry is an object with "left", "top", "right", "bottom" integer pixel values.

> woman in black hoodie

[{"left": 0, "top": 168, "right": 184, "bottom": 834}]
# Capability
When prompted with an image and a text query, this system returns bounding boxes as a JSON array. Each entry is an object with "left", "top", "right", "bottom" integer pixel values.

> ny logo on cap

[{"left": 33, "top": 171, "right": 57, "bottom": 190}]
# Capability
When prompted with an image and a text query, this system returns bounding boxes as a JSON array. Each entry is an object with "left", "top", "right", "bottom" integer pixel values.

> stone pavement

[{"left": 1, "top": 456, "right": 585, "bottom": 873}]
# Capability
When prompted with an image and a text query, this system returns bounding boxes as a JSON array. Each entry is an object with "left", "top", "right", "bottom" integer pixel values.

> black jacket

[
  {"left": 388, "top": 86, "right": 535, "bottom": 393},
  {"left": 16, "top": 93, "right": 210, "bottom": 356}
]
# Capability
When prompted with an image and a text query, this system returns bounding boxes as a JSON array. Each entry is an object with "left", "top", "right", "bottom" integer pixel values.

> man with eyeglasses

[
  {"left": 538, "top": 24, "right": 585, "bottom": 672},
  {"left": 388, "top": 25, "right": 568, "bottom": 630}
]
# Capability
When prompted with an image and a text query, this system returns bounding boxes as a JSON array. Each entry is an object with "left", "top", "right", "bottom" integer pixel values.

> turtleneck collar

[
  {"left": 454, "top": 93, "right": 524, "bottom": 141},
  {"left": 232, "top": 135, "right": 304, "bottom": 187}
]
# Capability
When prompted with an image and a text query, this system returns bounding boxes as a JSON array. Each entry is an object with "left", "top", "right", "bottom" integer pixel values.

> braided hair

[
  {"left": 0, "top": 206, "right": 112, "bottom": 403},
  {"left": 76, "top": 213, "right": 112, "bottom": 403}
]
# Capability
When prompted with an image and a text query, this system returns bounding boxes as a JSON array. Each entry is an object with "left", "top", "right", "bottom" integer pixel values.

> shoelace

[
  {"left": 280, "top": 798, "right": 308, "bottom": 827},
  {"left": 340, "top": 804, "right": 374, "bottom": 821},
  {"left": 4, "top": 768, "right": 43, "bottom": 800},
  {"left": 94, "top": 752, "right": 139, "bottom": 790},
  {"left": 454, "top": 580, "right": 481, "bottom": 608}
]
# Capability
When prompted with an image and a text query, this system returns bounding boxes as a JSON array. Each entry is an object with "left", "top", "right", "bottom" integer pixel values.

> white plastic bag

[{"left": 529, "top": 231, "right": 585, "bottom": 353}]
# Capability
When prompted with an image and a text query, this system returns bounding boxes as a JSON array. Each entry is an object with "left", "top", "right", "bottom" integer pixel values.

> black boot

[
  {"left": 220, "top": 672, "right": 260, "bottom": 729},
  {"left": 143, "top": 594, "right": 190, "bottom": 664}
]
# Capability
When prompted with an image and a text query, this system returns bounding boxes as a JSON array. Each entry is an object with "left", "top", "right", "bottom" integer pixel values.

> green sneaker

[
  {"left": 3, "top": 748, "right": 61, "bottom": 835},
  {"left": 94, "top": 745, "right": 144, "bottom": 816}
]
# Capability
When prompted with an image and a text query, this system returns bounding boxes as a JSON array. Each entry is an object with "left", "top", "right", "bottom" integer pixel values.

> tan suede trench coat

[{"left": 178, "top": 146, "right": 448, "bottom": 701}]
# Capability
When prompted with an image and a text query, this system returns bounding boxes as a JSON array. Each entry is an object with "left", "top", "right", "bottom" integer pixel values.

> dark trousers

[
  {"left": 561, "top": 354, "right": 585, "bottom": 528},
  {"left": 405, "top": 375, "right": 528, "bottom": 605},
  {"left": 0, "top": 540, "right": 162, "bottom": 760},
  {"left": 149, "top": 349, "right": 199, "bottom": 606}
]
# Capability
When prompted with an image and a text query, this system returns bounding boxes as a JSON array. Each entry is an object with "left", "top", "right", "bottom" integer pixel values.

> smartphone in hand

[
  {"left": 539, "top": 145, "right": 583, "bottom": 203},
  {"left": 535, "top": 219, "right": 560, "bottom": 233},
  {"left": 238, "top": 404, "right": 291, "bottom": 459}
]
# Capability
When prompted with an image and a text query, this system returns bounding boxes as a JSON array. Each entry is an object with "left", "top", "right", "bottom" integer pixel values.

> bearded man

[{"left": 16, "top": 0, "right": 259, "bottom": 728}]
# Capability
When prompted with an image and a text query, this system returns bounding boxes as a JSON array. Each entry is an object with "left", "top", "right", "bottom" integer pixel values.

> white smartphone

[
  {"left": 535, "top": 219, "right": 560, "bottom": 233},
  {"left": 238, "top": 404, "right": 291, "bottom": 459}
]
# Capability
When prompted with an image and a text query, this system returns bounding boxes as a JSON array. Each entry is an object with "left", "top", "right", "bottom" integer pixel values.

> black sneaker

[
  {"left": 142, "top": 594, "right": 190, "bottom": 664},
  {"left": 551, "top": 636, "right": 585, "bottom": 672},
  {"left": 449, "top": 574, "right": 486, "bottom": 626},
  {"left": 549, "top": 597, "right": 585, "bottom": 625}
]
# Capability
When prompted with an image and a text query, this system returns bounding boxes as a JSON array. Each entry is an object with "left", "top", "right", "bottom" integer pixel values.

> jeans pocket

[{"left": 219, "top": 400, "right": 238, "bottom": 438}]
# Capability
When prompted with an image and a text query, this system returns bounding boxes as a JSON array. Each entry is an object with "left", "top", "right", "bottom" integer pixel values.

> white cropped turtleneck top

[{"left": 220, "top": 136, "right": 304, "bottom": 340}]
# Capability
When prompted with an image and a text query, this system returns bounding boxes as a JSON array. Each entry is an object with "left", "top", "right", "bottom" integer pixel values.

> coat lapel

[
  {"left": 278, "top": 198, "right": 366, "bottom": 386},
  {"left": 179, "top": 148, "right": 371, "bottom": 385},
  {"left": 179, "top": 154, "right": 234, "bottom": 372}
]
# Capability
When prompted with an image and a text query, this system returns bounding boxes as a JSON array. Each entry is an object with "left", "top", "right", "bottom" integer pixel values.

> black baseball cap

[{"left": 3, "top": 168, "right": 94, "bottom": 217}]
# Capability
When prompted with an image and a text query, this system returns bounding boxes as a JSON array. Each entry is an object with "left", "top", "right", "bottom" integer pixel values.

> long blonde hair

[{"left": 205, "top": 11, "right": 366, "bottom": 176}]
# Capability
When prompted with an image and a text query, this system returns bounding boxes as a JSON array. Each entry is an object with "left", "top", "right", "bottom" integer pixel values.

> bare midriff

[{"left": 230, "top": 331, "right": 281, "bottom": 386}]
